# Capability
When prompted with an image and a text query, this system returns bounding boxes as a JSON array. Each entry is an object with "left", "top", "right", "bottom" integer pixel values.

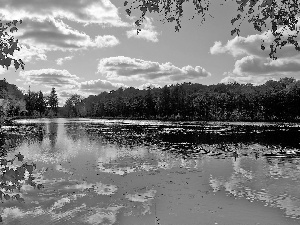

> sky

[{"left": 1, "top": 0, "right": 300, "bottom": 105}]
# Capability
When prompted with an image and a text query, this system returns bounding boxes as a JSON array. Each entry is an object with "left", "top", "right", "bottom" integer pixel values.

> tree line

[
  {"left": 0, "top": 79, "right": 59, "bottom": 118},
  {"left": 2, "top": 77, "right": 300, "bottom": 121},
  {"left": 61, "top": 77, "right": 300, "bottom": 122}
]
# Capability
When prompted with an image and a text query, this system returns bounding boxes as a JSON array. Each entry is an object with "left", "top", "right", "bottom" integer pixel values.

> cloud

[
  {"left": 126, "top": 17, "right": 160, "bottom": 42},
  {"left": 211, "top": 30, "right": 300, "bottom": 84},
  {"left": 0, "top": 0, "right": 123, "bottom": 62},
  {"left": 97, "top": 56, "right": 211, "bottom": 83},
  {"left": 19, "top": 69, "right": 80, "bottom": 88},
  {"left": 210, "top": 31, "right": 300, "bottom": 59},
  {"left": 16, "top": 18, "right": 120, "bottom": 51},
  {"left": 233, "top": 56, "right": 300, "bottom": 76},
  {"left": 14, "top": 44, "right": 47, "bottom": 62},
  {"left": 138, "top": 83, "right": 161, "bottom": 90},
  {"left": 0, "top": 67, "right": 6, "bottom": 74},
  {"left": 58, "top": 90, "right": 78, "bottom": 98},
  {"left": 220, "top": 74, "right": 275, "bottom": 85},
  {"left": 94, "top": 35, "right": 120, "bottom": 48},
  {"left": 79, "top": 79, "right": 127, "bottom": 93},
  {"left": 56, "top": 56, "right": 74, "bottom": 65},
  {"left": 0, "top": 0, "right": 128, "bottom": 27},
  {"left": 210, "top": 34, "right": 271, "bottom": 58}
]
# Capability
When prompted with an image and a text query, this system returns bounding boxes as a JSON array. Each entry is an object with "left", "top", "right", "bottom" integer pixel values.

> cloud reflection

[{"left": 208, "top": 157, "right": 300, "bottom": 219}]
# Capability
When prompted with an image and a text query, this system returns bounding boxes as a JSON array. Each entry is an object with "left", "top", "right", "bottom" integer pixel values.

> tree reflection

[{"left": 48, "top": 122, "right": 58, "bottom": 150}]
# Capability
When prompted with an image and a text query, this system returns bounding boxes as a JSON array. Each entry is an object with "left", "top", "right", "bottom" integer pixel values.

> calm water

[{"left": 1, "top": 118, "right": 300, "bottom": 224}]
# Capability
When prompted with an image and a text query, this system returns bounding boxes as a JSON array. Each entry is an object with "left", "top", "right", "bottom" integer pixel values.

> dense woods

[
  {"left": 63, "top": 77, "right": 300, "bottom": 122},
  {"left": 2, "top": 77, "right": 300, "bottom": 122},
  {"left": 0, "top": 79, "right": 58, "bottom": 121}
]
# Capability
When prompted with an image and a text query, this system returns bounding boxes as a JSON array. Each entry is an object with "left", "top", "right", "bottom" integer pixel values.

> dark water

[{"left": 1, "top": 118, "right": 300, "bottom": 224}]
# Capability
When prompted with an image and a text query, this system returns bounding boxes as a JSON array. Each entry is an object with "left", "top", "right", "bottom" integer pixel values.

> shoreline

[{"left": 5, "top": 116, "right": 300, "bottom": 124}]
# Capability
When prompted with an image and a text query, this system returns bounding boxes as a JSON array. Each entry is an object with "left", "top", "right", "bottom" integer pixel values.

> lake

[{"left": 1, "top": 118, "right": 300, "bottom": 225}]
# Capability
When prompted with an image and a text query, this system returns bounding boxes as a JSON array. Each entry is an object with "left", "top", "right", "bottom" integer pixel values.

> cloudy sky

[{"left": 1, "top": 0, "right": 300, "bottom": 104}]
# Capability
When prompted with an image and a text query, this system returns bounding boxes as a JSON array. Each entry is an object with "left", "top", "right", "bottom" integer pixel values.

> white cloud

[
  {"left": 211, "top": 29, "right": 300, "bottom": 84},
  {"left": 210, "top": 34, "right": 272, "bottom": 58},
  {"left": 94, "top": 35, "right": 120, "bottom": 48},
  {"left": 220, "top": 74, "right": 275, "bottom": 85},
  {"left": 0, "top": 0, "right": 128, "bottom": 27},
  {"left": 58, "top": 90, "right": 78, "bottom": 98},
  {"left": 0, "top": 0, "right": 123, "bottom": 63},
  {"left": 19, "top": 69, "right": 80, "bottom": 88},
  {"left": 79, "top": 79, "right": 127, "bottom": 93},
  {"left": 56, "top": 56, "right": 74, "bottom": 65},
  {"left": 0, "top": 66, "right": 6, "bottom": 74},
  {"left": 16, "top": 18, "right": 120, "bottom": 52},
  {"left": 233, "top": 56, "right": 300, "bottom": 76},
  {"left": 138, "top": 83, "right": 161, "bottom": 90},
  {"left": 14, "top": 44, "right": 47, "bottom": 62},
  {"left": 126, "top": 17, "right": 160, "bottom": 42},
  {"left": 97, "top": 56, "right": 211, "bottom": 84}
]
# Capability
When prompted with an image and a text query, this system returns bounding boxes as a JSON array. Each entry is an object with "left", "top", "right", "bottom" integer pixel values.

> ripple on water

[{"left": 2, "top": 118, "right": 300, "bottom": 224}]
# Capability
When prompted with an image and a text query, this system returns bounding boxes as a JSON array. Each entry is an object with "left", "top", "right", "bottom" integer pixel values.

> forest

[{"left": 1, "top": 77, "right": 300, "bottom": 122}]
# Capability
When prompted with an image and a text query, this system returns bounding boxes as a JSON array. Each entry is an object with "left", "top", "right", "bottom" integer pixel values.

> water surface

[{"left": 1, "top": 118, "right": 300, "bottom": 224}]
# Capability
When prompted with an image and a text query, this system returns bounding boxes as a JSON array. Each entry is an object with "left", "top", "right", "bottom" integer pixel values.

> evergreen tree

[
  {"left": 25, "top": 88, "right": 38, "bottom": 116},
  {"left": 47, "top": 88, "right": 58, "bottom": 115},
  {"left": 36, "top": 91, "right": 47, "bottom": 116}
]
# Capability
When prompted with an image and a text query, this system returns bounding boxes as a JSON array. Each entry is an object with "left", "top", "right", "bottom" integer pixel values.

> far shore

[{"left": 3, "top": 115, "right": 300, "bottom": 125}]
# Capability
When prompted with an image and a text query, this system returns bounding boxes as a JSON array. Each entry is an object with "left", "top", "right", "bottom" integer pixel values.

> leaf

[
  {"left": 37, "top": 184, "right": 44, "bottom": 190},
  {"left": 10, "top": 27, "right": 18, "bottom": 33},
  {"left": 260, "top": 0, "right": 273, "bottom": 8},
  {"left": 14, "top": 59, "right": 20, "bottom": 71},
  {"left": 4, "top": 169, "right": 17, "bottom": 183},
  {"left": 4, "top": 194, "right": 10, "bottom": 200},
  {"left": 124, "top": 1, "right": 128, "bottom": 6},
  {"left": 24, "top": 164, "right": 34, "bottom": 174},
  {"left": 15, "top": 153, "right": 24, "bottom": 162},
  {"left": 231, "top": 29, "right": 236, "bottom": 35},
  {"left": 3, "top": 58, "right": 11, "bottom": 69},
  {"left": 168, "top": 17, "right": 175, "bottom": 22},
  {"left": 231, "top": 17, "right": 238, "bottom": 25},
  {"left": 135, "top": 20, "right": 141, "bottom": 27},
  {"left": 0, "top": 159, "right": 7, "bottom": 166},
  {"left": 237, "top": 0, "right": 250, "bottom": 8},
  {"left": 140, "top": 6, "right": 147, "bottom": 14},
  {"left": 15, "top": 194, "right": 25, "bottom": 203},
  {"left": 125, "top": 9, "right": 131, "bottom": 16}
]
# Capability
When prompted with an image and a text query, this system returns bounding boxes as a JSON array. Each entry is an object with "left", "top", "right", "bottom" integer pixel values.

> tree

[
  {"left": 36, "top": 91, "right": 47, "bottom": 116},
  {"left": 25, "top": 89, "right": 39, "bottom": 116},
  {"left": 47, "top": 88, "right": 58, "bottom": 115},
  {"left": 64, "top": 94, "right": 83, "bottom": 117},
  {"left": 158, "top": 85, "right": 171, "bottom": 117},
  {"left": 144, "top": 87, "right": 156, "bottom": 118},
  {"left": 124, "top": 0, "right": 300, "bottom": 59},
  {"left": 0, "top": 20, "right": 24, "bottom": 70}
]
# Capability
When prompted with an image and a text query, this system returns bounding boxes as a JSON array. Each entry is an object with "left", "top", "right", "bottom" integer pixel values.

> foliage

[
  {"left": 64, "top": 94, "right": 86, "bottom": 117},
  {"left": 36, "top": 91, "right": 47, "bottom": 116},
  {"left": 0, "top": 133, "right": 41, "bottom": 222},
  {"left": 124, "top": 0, "right": 300, "bottom": 59},
  {"left": 0, "top": 20, "right": 24, "bottom": 70},
  {"left": 25, "top": 89, "right": 38, "bottom": 116},
  {"left": 0, "top": 79, "right": 26, "bottom": 119},
  {"left": 80, "top": 78, "right": 300, "bottom": 122},
  {"left": 47, "top": 88, "right": 58, "bottom": 116}
]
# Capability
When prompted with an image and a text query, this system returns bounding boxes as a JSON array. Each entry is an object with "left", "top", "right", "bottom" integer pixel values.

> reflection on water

[{"left": 1, "top": 118, "right": 300, "bottom": 224}]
